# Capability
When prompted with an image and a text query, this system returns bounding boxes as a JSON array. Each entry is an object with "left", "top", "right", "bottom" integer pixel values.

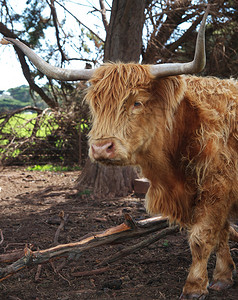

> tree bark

[
  {"left": 77, "top": 0, "right": 146, "bottom": 198},
  {"left": 104, "top": 0, "right": 145, "bottom": 62}
]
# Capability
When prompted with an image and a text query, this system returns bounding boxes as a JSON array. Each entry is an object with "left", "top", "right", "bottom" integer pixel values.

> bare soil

[{"left": 0, "top": 166, "right": 237, "bottom": 300}]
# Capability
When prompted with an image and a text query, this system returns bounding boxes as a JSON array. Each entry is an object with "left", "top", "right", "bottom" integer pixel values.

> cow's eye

[{"left": 134, "top": 101, "right": 142, "bottom": 108}]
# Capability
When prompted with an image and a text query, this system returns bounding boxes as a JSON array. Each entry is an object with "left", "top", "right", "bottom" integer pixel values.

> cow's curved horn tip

[{"left": 0, "top": 37, "right": 12, "bottom": 45}]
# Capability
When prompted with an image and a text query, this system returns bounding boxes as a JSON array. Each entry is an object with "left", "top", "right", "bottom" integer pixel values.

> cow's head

[
  {"left": 86, "top": 63, "right": 153, "bottom": 165},
  {"left": 86, "top": 63, "right": 185, "bottom": 166}
]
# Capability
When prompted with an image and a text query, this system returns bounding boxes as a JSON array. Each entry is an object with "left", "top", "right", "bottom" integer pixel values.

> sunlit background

[{"left": 0, "top": 0, "right": 110, "bottom": 90}]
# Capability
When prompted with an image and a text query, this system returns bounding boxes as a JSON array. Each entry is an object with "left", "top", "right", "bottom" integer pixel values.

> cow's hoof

[
  {"left": 179, "top": 293, "right": 207, "bottom": 299},
  {"left": 209, "top": 280, "right": 233, "bottom": 291}
]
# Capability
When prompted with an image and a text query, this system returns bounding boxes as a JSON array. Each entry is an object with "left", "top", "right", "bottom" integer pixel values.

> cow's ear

[{"left": 152, "top": 76, "right": 185, "bottom": 106}]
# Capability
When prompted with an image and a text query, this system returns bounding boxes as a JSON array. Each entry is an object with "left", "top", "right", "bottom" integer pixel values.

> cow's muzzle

[{"left": 90, "top": 139, "right": 115, "bottom": 161}]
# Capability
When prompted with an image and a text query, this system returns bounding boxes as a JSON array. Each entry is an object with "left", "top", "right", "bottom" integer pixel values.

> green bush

[
  {"left": 0, "top": 111, "right": 89, "bottom": 166},
  {"left": 26, "top": 164, "right": 81, "bottom": 172}
]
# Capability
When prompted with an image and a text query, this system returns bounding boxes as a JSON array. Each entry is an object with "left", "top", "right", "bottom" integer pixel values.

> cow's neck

[{"left": 136, "top": 97, "right": 199, "bottom": 225}]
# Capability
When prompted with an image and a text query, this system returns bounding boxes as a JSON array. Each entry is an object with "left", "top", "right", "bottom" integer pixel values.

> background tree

[
  {"left": 0, "top": 0, "right": 237, "bottom": 196},
  {"left": 104, "top": 0, "right": 145, "bottom": 62},
  {"left": 142, "top": 0, "right": 237, "bottom": 77}
]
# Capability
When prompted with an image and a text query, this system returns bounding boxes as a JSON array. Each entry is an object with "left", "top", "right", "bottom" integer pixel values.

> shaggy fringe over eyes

[
  {"left": 85, "top": 62, "right": 152, "bottom": 108},
  {"left": 85, "top": 62, "right": 152, "bottom": 136}
]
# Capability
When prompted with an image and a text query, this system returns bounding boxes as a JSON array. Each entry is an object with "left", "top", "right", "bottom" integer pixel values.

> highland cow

[
  {"left": 2, "top": 9, "right": 238, "bottom": 300},
  {"left": 87, "top": 63, "right": 238, "bottom": 299}
]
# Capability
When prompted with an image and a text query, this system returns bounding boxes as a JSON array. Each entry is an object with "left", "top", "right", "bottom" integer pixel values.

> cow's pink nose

[{"left": 91, "top": 142, "right": 115, "bottom": 160}]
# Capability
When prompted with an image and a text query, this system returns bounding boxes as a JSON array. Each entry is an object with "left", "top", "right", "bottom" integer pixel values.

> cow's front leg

[
  {"left": 180, "top": 222, "right": 217, "bottom": 300},
  {"left": 210, "top": 222, "right": 236, "bottom": 290}
]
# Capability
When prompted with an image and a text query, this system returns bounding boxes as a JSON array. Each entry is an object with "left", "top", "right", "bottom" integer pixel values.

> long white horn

[
  {"left": 149, "top": 7, "right": 209, "bottom": 78},
  {"left": 2, "top": 37, "right": 94, "bottom": 81}
]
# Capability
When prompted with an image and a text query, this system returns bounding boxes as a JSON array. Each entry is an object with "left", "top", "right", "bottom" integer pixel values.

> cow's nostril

[{"left": 107, "top": 143, "right": 114, "bottom": 151}]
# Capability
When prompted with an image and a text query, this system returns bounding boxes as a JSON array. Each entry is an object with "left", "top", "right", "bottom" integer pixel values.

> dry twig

[
  {"left": 0, "top": 229, "right": 4, "bottom": 245},
  {"left": 54, "top": 211, "right": 69, "bottom": 245},
  {"left": 35, "top": 264, "right": 42, "bottom": 282},
  {"left": 99, "top": 0, "right": 109, "bottom": 32},
  {"left": 0, "top": 250, "right": 24, "bottom": 263}
]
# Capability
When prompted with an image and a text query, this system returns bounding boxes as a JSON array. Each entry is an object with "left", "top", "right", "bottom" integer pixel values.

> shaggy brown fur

[{"left": 86, "top": 62, "right": 238, "bottom": 298}]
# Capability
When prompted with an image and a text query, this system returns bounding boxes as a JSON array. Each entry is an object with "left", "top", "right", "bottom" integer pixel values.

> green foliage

[
  {"left": 0, "top": 85, "right": 47, "bottom": 112},
  {"left": 0, "top": 112, "right": 88, "bottom": 140},
  {"left": 0, "top": 113, "right": 38, "bottom": 138},
  {"left": 0, "top": 85, "right": 32, "bottom": 111},
  {"left": 76, "top": 189, "right": 92, "bottom": 196},
  {"left": 162, "top": 240, "right": 169, "bottom": 247},
  {"left": 26, "top": 164, "right": 81, "bottom": 172},
  {"left": 8, "top": 85, "right": 32, "bottom": 102},
  {"left": 0, "top": 96, "right": 26, "bottom": 111},
  {"left": 0, "top": 109, "right": 90, "bottom": 166}
]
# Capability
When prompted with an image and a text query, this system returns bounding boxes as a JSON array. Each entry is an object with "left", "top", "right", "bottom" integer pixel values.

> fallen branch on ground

[
  {"left": 0, "top": 250, "right": 24, "bottom": 263},
  {"left": 98, "top": 225, "right": 179, "bottom": 266},
  {"left": 0, "top": 214, "right": 173, "bottom": 281},
  {"left": 35, "top": 264, "right": 42, "bottom": 282},
  {"left": 0, "top": 214, "right": 237, "bottom": 282}
]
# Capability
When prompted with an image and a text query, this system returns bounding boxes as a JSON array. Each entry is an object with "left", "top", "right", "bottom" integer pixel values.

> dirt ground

[{"left": 0, "top": 166, "right": 237, "bottom": 300}]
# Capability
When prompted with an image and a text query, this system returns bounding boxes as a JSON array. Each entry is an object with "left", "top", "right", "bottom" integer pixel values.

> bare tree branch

[
  {"left": 143, "top": 0, "right": 192, "bottom": 63},
  {"left": 98, "top": 225, "right": 179, "bottom": 266},
  {"left": 34, "top": 264, "right": 42, "bottom": 282},
  {"left": 0, "top": 106, "right": 42, "bottom": 130},
  {"left": 72, "top": 266, "right": 110, "bottom": 277},
  {"left": 99, "top": 0, "right": 109, "bottom": 33},
  {"left": 48, "top": 0, "right": 68, "bottom": 63},
  {"left": 54, "top": 0, "right": 104, "bottom": 43},
  {"left": 0, "top": 250, "right": 24, "bottom": 264},
  {"left": 0, "top": 213, "right": 237, "bottom": 282},
  {"left": 166, "top": 14, "right": 203, "bottom": 56}
]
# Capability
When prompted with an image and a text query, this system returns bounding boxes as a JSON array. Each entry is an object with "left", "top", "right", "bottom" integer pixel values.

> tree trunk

[
  {"left": 76, "top": 159, "right": 138, "bottom": 199},
  {"left": 76, "top": 0, "right": 146, "bottom": 199},
  {"left": 104, "top": 0, "right": 145, "bottom": 62}
]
